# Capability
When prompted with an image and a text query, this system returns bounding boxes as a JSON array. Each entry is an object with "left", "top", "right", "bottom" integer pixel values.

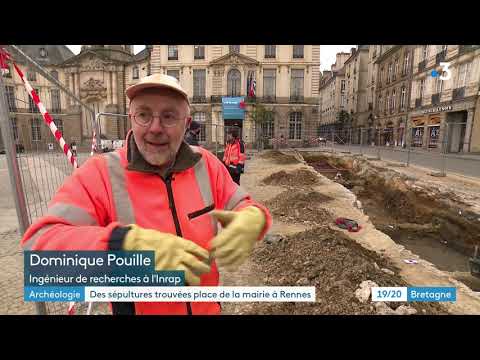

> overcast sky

[{"left": 67, "top": 45, "right": 356, "bottom": 71}]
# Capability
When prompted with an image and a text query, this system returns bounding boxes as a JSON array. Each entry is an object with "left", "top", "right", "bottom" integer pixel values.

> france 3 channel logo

[{"left": 431, "top": 62, "right": 451, "bottom": 80}]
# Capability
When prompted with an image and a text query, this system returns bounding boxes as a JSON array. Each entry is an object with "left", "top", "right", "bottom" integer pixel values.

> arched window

[{"left": 227, "top": 69, "right": 241, "bottom": 97}]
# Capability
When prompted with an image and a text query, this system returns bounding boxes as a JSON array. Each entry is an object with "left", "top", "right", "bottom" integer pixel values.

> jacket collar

[{"left": 125, "top": 131, "right": 202, "bottom": 177}]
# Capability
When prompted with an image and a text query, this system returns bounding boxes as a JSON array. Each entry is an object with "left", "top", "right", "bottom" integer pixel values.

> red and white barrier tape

[
  {"left": 0, "top": 47, "right": 78, "bottom": 169},
  {"left": 13, "top": 63, "right": 78, "bottom": 168}
]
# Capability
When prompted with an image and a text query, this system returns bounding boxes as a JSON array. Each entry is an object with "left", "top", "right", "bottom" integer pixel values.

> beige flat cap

[{"left": 126, "top": 73, "right": 189, "bottom": 104}]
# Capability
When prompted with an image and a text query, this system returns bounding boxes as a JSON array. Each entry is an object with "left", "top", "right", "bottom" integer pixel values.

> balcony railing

[
  {"left": 431, "top": 93, "right": 440, "bottom": 105},
  {"left": 50, "top": 107, "right": 62, "bottom": 114},
  {"left": 211, "top": 95, "right": 222, "bottom": 103},
  {"left": 435, "top": 49, "right": 447, "bottom": 64},
  {"left": 418, "top": 60, "right": 426, "bottom": 72},
  {"left": 415, "top": 98, "right": 422, "bottom": 107},
  {"left": 245, "top": 96, "right": 256, "bottom": 103},
  {"left": 289, "top": 95, "right": 304, "bottom": 103},
  {"left": 262, "top": 96, "right": 276, "bottom": 103},
  {"left": 452, "top": 87, "right": 465, "bottom": 101},
  {"left": 191, "top": 96, "right": 207, "bottom": 103}
]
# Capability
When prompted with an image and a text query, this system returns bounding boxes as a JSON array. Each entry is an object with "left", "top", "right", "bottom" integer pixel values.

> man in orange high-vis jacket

[
  {"left": 21, "top": 74, "right": 272, "bottom": 315},
  {"left": 223, "top": 127, "right": 246, "bottom": 185}
]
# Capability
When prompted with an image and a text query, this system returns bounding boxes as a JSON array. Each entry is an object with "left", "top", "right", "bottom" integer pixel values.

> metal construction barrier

[
  {"left": 0, "top": 45, "right": 106, "bottom": 315},
  {"left": 263, "top": 124, "right": 480, "bottom": 178}
]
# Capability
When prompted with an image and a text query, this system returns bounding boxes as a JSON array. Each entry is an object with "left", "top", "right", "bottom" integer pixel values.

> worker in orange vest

[
  {"left": 223, "top": 127, "right": 246, "bottom": 185},
  {"left": 21, "top": 74, "right": 272, "bottom": 315}
]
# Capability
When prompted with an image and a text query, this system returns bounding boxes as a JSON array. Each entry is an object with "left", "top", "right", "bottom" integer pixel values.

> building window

[
  {"left": 31, "top": 118, "right": 42, "bottom": 141},
  {"left": 229, "top": 45, "right": 240, "bottom": 53},
  {"left": 341, "top": 95, "right": 346, "bottom": 107},
  {"left": 385, "top": 92, "right": 390, "bottom": 113},
  {"left": 387, "top": 63, "right": 392, "bottom": 83},
  {"left": 455, "top": 62, "right": 471, "bottom": 88},
  {"left": 293, "top": 45, "right": 304, "bottom": 58},
  {"left": 264, "top": 45, "right": 276, "bottom": 58},
  {"left": 132, "top": 66, "right": 139, "bottom": 79},
  {"left": 168, "top": 45, "right": 178, "bottom": 60},
  {"left": 403, "top": 52, "right": 410, "bottom": 75},
  {"left": 29, "top": 89, "right": 40, "bottom": 112},
  {"left": 5, "top": 86, "right": 16, "bottom": 112},
  {"left": 227, "top": 69, "right": 241, "bottom": 97},
  {"left": 263, "top": 69, "right": 276, "bottom": 99},
  {"left": 394, "top": 59, "right": 399, "bottom": 80},
  {"left": 193, "top": 112, "right": 206, "bottom": 142},
  {"left": 392, "top": 89, "right": 396, "bottom": 112},
  {"left": 262, "top": 113, "right": 275, "bottom": 139},
  {"left": 55, "top": 119, "right": 63, "bottom": 134},
  {"left": 429, "top": 126, "right": 440, "bottom": 148},
  {"left": 378, "top": 94, "right": 383, "bottom": 114},
  {"left": 194, "top": 45, "right": 205, "bottom": 60},
  {"left": 412, "top": 127, "right": 424, "bottom": 147},
  {"left": 400, "top": 86, "right": 406, "bottom": 111},
  {"left": 167, "top": 69, "right": 180, "bottom": 81},
  {"left": 51, "top": 70, "right": 58, "bottom": 80},
  {"left": 39, "top": 48, "right": 47, "bottom": 57},
  {"left": 10, "top": 118, "right": 18, "bottom": 141},
  {"left": 27, "top": 69, "right": 36, "bottom": 81},
  {"left": 341, "top": 80, "right": 346, "bottom": 93},
  {"left": 422, "top": 45, "right": 428, "bottom": 61},
  {"left": 419, "top": 79, "right": 425, "bottom": 99},
  {"left": 50, "top": 89, "right": 61, "bottom": 113},
  {"left": 290, "top": 69, "right": 304, "bottom": 100},
  {"left": 4, "top": 65, "right": 12, "bottom": 77},
  {"left": 193, "top": 69, "right": 206, "bottom": 98},
  {"left": 289, "top": 112, "right": 302, "bottom": 140},
  {"left": 435, "top": 76, "right": 444, "bottom": 94},
  {"left": 379, "top": 67, "right": 383, "bottom": 84}
]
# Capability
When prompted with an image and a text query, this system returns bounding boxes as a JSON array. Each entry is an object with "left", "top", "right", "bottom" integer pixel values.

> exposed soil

[
  {"left": 302, "top": 152, "right": 480, "bottom": 290},
  {"left": 262, "top": 169, "right": 321, "bottom": 187},
  {"left": 258, "top": 150, "right": 300, "bottom": 164},
  {"left": 245, "top": 227, "right": 447, "bottom": 315},
  {"left": 265, "top": 189, "right": 334, "bottom": 224}
]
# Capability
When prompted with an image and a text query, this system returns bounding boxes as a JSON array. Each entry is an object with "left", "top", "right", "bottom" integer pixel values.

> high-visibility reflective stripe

[
  {"left": 105, "top": 152, "right": 136, "bottom": 225},
  {"left": 192, "top": 148, "right": 217, "bottom": 236},
  {"left": 22, "top": 224, "right": 55, "bottom": 250},
  {"left": 225, "top": 186, "right": 249, "bottom": 211},
  {"left": 46, "top": 202, "right": 99, "bottom": 226}
]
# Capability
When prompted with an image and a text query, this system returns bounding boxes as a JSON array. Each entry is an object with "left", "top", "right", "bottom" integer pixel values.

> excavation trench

[{"left": 301, "top": 153, "right": 480, "bottom": 292}]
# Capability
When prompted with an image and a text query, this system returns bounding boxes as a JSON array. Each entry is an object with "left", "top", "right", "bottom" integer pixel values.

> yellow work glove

[
  {"left": 210, "top": 206, "right": 266, "bottom": 271},
  {"left": 123, "top": 224, "right": 211, "bottom": 286}
]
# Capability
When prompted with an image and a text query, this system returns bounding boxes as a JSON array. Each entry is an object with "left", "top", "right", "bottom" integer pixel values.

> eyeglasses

[{"left": 131, "top": 110, "right": 186, "bottom": 128}]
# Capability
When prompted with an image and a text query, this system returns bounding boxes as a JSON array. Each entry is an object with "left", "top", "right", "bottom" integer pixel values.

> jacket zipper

[{"left": 164, "top": 174, "right": 192, "bottom": 316}]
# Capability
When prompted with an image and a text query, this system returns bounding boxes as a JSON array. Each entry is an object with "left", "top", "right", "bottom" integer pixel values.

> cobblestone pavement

[{"left": 0, "top": 229, "right": 36, "bottom": 315}]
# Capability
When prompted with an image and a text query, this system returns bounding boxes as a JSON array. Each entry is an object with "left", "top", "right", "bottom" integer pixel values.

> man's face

[{"left": 129, "top": 88, "right": 191, "bottom": 167}]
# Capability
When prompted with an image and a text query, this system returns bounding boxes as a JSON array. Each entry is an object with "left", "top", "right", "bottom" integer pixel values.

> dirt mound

[
  {"left": 265, "top": 190, "right": 334, "bottom": 224},
  {"left": 247, "top": 227, "right": 447, "bottom": 315},
  {"left": 259, "top": 151, "right": 299, "bottom": 164},
  {"left": 262, "top": 169, "right": 320, "bottom": 187}
]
